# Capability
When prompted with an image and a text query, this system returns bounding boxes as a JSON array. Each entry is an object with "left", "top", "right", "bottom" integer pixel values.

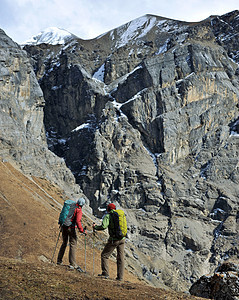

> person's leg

[
  {"left": 69, "top": 227, "right": 77, "bottom": 267},
  {"left": 116, "top": 239, "right": 125, "bottom": 280},
  {"left": 101, "top": 240, "right": 117, "bottom": 277},
  {"left": 57, "top": 226, "right": 69, "bottom": 264}
]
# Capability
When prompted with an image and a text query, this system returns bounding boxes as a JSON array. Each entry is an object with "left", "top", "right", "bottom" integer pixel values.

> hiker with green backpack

[
  {"left": 57, "top": 198, "right": 87, "bottom": 271},
  {"left": 93, "top": 203, "right": 127, "bottom": 281}
]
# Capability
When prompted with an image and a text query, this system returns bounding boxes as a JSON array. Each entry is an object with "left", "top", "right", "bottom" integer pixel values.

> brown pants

[
  {"left": 57, "top": 225, "right": 77, "bottom": 267},
  {"left": 101, "top": 239, "right": 125, "bottom": 280}
]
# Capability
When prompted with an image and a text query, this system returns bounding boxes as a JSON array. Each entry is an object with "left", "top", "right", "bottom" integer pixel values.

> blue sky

[{"left": 0, "top": 0, "right": 238, "bottom": 44}]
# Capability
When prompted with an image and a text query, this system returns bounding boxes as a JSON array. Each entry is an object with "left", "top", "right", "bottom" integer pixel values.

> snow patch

[
  {"left": 58, "top": 138, "right": 67, "bottom": 144},
  {"left": 23, "top": 27, "right": 74, "bottom": 45},
  {"left": 112, "top": 15, "right": 159, "bottom": 48},
  {"left": 200, "top": 162, "right": 210, "bottom": 179},
  {"left": 145, "top": 147, "right": 158, "bottom": 170},
  {"left": 72, "top": 123, "right": 91, "bottom": 132},
  {"left": 138, "top": 208, "right": 146, "bottom": 213},
  {"left": 112, "top": 100, "right": 123, "bottom": 110},
  {"left": 230, "top": 118, "right": 239, "bottom": 137},
  {"left": 155, "top": 40, "right": 169, "bottom": 55},
  {"left": 93, "top": 63, "right": 105, "bottom": 82},
  {"left": 51, "top": 85, "right": 62, "bottom": 90},
  {"left": 78, "top": 165, "right": 87, "bottom": 176},
  {"left": 230, "top": 131, "right": 239, "bottom": 137}
]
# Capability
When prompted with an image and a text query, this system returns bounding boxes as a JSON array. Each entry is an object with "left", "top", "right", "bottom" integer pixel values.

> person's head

[
  {"left": 77, "top": 197, "right": 85, "bottom": 207},
  {"left": 107, "top": 203, "right": 116, "bottom": 212}
]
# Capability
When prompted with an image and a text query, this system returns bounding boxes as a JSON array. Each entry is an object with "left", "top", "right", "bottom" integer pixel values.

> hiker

[
  {"left": 93, "top": 203, "right": 127, "bottom": 281},
  {"left": 57, "top": 198, "right": 87, "bottom": 270}
]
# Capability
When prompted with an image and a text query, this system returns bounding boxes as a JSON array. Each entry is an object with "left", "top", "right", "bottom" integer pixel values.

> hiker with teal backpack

[
  {"left": 93, "top": 203, "right": 127, "bottom": 281},
  {"left": 57, "top": 198, "right": 87, "bottom": 271}
]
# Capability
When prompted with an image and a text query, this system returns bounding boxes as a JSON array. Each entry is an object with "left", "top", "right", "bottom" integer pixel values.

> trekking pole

[
  {"left": 51, "top": 226, "right": 62, "bottom": 263},
  {"left": 84, "top": 226, "right": 87, "bottom": 273}
]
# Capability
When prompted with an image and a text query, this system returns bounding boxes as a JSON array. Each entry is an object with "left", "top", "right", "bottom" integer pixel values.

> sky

[{"left": 0, "top": 0, "right": 238, "bottom": 44}]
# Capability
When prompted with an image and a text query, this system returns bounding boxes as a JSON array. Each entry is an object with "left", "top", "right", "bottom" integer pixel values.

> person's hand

[{"left": 83, "top": 225, "right": 87, "bottom": 235}]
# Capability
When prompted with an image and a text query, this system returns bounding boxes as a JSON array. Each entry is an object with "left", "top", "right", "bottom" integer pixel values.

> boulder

[{"left": 190, "top": 262, "right": 239, "bottom": 300}]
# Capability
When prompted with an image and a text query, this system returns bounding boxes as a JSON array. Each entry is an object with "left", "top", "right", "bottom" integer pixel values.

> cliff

[{"left": 0, "top": 10, "right": 238, "bottom": 292}]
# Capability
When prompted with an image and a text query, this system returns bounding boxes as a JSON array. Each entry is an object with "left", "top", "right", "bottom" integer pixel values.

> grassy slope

[{"left": 0, "top": 161, "right": 204, "bottom": 299}]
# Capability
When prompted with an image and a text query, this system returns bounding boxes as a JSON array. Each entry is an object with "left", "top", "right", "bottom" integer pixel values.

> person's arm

[
  {"left": 75, "top": 207, "right": 84, "bottom": 233},
  {"left": 94, "top": 213, "right": 110, "bottom": 231}
]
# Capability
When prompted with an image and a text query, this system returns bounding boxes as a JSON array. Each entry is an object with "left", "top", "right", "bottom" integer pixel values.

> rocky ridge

[
  {"left": 0, "top": 10, "right": 239, "bottom": 293},
  {"left": 190, "top": 262, "right": 239, "bottom": 299},
  {"left": 0, "top": 28, "right": 85, "bottom": 205}
]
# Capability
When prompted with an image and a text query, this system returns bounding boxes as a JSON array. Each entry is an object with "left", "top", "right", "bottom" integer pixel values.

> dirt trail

[{"left": 0, "top": 257, "right": 205, "bottom": 300}]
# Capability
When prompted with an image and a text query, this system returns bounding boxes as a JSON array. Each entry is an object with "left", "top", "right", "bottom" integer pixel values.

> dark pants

[
  {"left": 101, "top": 239, "right": 125, "bottom": 280},
  {"left": 57, "top": 225, "right": 77, "bottom": 267}
]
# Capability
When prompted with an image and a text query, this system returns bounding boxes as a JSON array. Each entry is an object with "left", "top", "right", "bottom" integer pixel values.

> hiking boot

[
  {"left": 76, "top": 266, "right": 84, "bottom": 272},
  {"left": 57, "top": 261, "right": 63, "bottom": 266},
  {"left": 98, "top": 273, "right": 109, "bottom": 279},
  {"left": 116, "top": 277, "right": 123, "bottom": 281},
  {"left": 69, "top": 265, "right": 83, "bottom": 271},
  {"left": 69, "top": 265, "right": 75, "bottom": 270}
]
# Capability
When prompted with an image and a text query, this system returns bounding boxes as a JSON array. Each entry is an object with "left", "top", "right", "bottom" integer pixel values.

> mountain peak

[
  {"left": 97, "top": 14, "right": 168, "bottom": 49},
  {"left": 23, "top": 27, "right": 76, "bottom": 45}
]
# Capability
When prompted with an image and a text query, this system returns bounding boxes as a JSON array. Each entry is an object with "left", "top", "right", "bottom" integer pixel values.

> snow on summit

[
  {"left": 23, "top": 27, "right": 75, "bottom": 45},
  {"left": 112, "top": 15, "right": 158, "bottom": 47},
  {"left": 99, "top": 15, "right": 167, "bottom": 49}
]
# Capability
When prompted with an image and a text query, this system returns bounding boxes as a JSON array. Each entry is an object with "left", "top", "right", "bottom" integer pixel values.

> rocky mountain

[
  {"left": 0, "top": 28, "right": 84, "bottom": 203},
  {"left": 23, "top": 27, "right": 78, "bottom": 46},
  {"left": 190, "top": 262, "right": 239, "bottom": 299},
  {"left": 0, "top": 10, "right": 239, "bottom": 294}
]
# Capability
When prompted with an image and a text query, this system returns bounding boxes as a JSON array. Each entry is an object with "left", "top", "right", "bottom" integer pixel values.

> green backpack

[{"left": 110, "top": 209, "right": 127, "bottom": 239}]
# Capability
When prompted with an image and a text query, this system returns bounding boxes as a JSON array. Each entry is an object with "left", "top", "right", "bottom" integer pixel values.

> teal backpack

[{"left": 58, "top": 200, "right": 77, "bottom": 226}]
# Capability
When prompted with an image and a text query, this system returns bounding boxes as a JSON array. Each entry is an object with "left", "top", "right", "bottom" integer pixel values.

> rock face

[
  {"left": 1, "top": 10, "right": 239, "bottom": 292},
  {"left": 0, "top": 29, "right": 81, "bottom": 197},
  {"left": 190, "top": 262, "right": 239, "bottom": 299}
]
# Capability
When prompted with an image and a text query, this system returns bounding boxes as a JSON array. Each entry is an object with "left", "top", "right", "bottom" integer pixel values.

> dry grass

[
  {"left": 0, "top": 257, "right": 205, "bottom": 300},
  {"left": 0, "top": 161, "right": 204, "bottom": 299}
]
